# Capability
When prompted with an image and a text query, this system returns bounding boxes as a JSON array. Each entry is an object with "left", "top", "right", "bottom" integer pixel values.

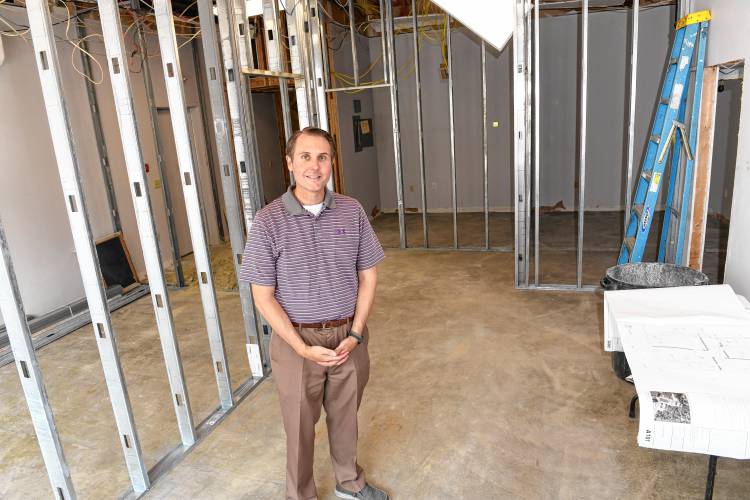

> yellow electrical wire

[
  {"left": 331, "top": 0, "right": 450, "bottom": 92},
  {"left": 0, "top": 14, "right": 30, "bottom": 41},
  {"left": 70, "top": 33, "right": 106, "bottom": 85}
]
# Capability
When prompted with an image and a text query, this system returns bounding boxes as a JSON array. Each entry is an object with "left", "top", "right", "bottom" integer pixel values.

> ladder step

[
  {"left": 641, "top": 171, "right": 652, "bottom": 182},
  {"left": 649, "top": 135, "right": 661, "bottom": 144},
  {"left": 659, "top": 98, "right": 670, "bottom": 105},
  {"left": 669, "top": 57, "right": 678, "bottom": 66},
  {"left": 625, "top": 237, "right": 636, "bottom": 253}
]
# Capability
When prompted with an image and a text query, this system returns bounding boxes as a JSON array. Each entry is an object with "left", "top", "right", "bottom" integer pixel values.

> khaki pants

[{"left": 270, "top": 322, "right": 370, "bottom": 500}]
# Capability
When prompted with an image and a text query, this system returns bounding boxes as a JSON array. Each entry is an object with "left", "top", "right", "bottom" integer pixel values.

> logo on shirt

[{"left": 335, "top": 228, "right": 347, "bottom": 235}]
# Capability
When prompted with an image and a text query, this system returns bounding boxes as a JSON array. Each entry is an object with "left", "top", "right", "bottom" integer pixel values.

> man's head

[{"left": 286, "top": 127, "right": 335, "bottom": 199}]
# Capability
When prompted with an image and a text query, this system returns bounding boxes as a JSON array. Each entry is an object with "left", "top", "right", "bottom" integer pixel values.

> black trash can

[{"left": 601, "top": 262, "right": 710, "bottom": 380}]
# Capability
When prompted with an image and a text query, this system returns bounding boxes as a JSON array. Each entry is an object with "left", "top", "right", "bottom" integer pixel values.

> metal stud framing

[
  {"left": 624, "top": 0, "right": 639, "bottom": 234},
  {"left": 261, "top": 0, "right": 293, "bottom": 140},
  {"left": 577, "top": 0, "right": 589, "bottom": 289},
  {"left": 384, "top": 0, "right": 406, "bottom": 249},
  {"left": 152, "top": 0, "right": 233, "bottom": 409},
  {"left": 132, "top": 9, "right": 186, "bottom": 288},
  {"left": 97, "top": 0, "right": 197, "bottom": 445},
  {"left": 296, "top": 0, "right": 318, "bottom": 126},
  {"left": 199, "top": 0, "right": 265, "bottom": 377},
  {"left": 219, "top": 0, "right": 271, "bottom": 368},
  {"left": 286, "top": 4, "right": 311, "bottom": 127},
  {"left": 0, "top": 217, "right": 76, "bottom": 499},
  {"left": 71, "top": 4, "right": 121, "bottom": 235},
  {"left": 217, "top": 0, "right": 262, "bottom": 223},
  {"left": 192, "top": 39, "right": 227, "bottom": 242},
  {"left": 515, "top": 0, "right": 600, "bottom": 292},
  {"left": 481, "top": 41, "right": 490, "bottom": 250},
  {"left": 308, "top": 0, "right": 330, "bottom": 132},
  {"left": 513, "top": 0, "right": 530, "bottom": 287},
  {"left": 236, "top": 0, "right": 267, "bottom": 206},
  {"left": 26, "top": 0, "right": 149, "bottom": 490},
  {"left": 378, "top": 0, "right": 388, "bottom": 82},
  {"left": 347, "top": 0, "right": 359, "bottom": 85},
  {"left": 446, "top": 15, "right": 458, "bottom": 249},
  {"left": 533, "top": 0, "right": 540, "bottom": 283},
  {"left": 412, "top": 0, "right": 428, "bottom": 247}
]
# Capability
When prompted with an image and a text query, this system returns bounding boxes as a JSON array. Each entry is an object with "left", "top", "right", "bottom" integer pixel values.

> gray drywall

[
  {"left": 369, "top": 5, "right": 675, "bottom": 213},
  {"left": 694, "top": 0, "right": 749, "bottom": 294},
  {"left": 330, "top": 26, "right": 382, "bottom": 217},
  {"left": 370, "top": 27, "right": 513, "bottom": 213},
  {"left": 0, "top": 8, "right": 222, "bottom": 317},
  {"left": 709, "top": 79, "right": 741, "bottom": 218}
]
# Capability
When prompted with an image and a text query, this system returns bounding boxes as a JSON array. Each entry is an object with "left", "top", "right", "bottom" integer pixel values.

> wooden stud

[
  {"left": 323, "top": 1, "right": 345, "bottom": 193},
  {"left": 687, "top": 66, "right": 719, "bottom": 271}
]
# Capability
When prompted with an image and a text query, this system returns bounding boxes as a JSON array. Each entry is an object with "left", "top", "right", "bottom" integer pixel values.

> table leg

[{"left": 704, "top": 455, "right": 718, "bottom": 500}]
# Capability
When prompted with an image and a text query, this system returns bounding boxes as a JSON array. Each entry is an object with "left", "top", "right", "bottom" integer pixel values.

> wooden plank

[
  {"left": 687, "top": 66, "right": 719, "bottom": 271},
  {"left": 273, "top": 91, "right": 292, "bottom": 188},
  {"left": 324, "top": 0, "right": 345, "bottom": 193}
]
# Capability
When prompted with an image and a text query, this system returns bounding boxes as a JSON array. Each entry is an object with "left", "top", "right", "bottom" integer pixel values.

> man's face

[{"left": 286, "top": 133, "right": 333, "bottom": 196}]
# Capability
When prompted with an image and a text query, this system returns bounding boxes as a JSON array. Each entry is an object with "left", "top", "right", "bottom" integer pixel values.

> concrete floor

[
  {"left": 372, "top": 211, "right": 729, "bottom": 285},
  {"left": 1, "top": 216, "right": 745, "bottom": 499}
]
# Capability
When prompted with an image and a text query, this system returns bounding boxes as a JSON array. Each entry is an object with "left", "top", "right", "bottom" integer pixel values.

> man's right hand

[{"left": 301, "top": 345, "right": 349, "bottom": 367}]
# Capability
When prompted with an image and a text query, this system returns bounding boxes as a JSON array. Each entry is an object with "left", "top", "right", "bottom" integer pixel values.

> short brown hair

[{"left": 285, "top": 127, "right": 336, "bottom": 159}]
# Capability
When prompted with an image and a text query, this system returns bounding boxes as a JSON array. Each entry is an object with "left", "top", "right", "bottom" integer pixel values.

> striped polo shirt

[{"left": 239, "top": 187, "right": 385, "bottom": 323}]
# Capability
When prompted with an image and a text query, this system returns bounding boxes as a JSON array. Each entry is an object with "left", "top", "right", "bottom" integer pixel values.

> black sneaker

[{"left": 334, "top": 483, "right": 389, "bottom": 500}]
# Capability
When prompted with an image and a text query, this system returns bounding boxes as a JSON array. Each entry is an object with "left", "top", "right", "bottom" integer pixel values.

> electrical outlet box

[{"left": 352, "top": 116, "right": 373, "bottom": 152}]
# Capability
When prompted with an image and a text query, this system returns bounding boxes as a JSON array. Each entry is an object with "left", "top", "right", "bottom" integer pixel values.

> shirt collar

[{"left": 282, "top": 186, "right": 336, "bottom": 216}]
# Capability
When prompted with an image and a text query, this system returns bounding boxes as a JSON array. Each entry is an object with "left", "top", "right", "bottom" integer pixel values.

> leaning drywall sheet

[{"left": 605, "top": 285, "right": 750, "bottom": 459}]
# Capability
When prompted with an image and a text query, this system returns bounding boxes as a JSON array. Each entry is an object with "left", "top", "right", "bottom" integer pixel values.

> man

[{"left": 239, "top": 127, "right": 388, "bottom": 500}]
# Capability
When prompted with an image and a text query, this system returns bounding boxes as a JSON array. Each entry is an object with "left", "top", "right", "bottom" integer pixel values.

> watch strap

[{"left": 347, "top": 331, "right": 363, "bottom": 344}]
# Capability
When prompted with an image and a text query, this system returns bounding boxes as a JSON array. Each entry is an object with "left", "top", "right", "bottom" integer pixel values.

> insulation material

[{"left": 164, "top": 243, "right": 239, "bottom": 290}]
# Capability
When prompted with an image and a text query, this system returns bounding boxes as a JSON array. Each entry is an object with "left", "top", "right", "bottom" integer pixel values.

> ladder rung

[
  {"left": 659, "top": 98, "right": 670, "bottom": 105},
  {"left": 669, "top": 57, "right": 678, "bottom": 66},
  {"left": 625, "top": 237, "right": 636, "bottom": 253},
  {"left": 641, "top": 171, "right": 652, "bottom": 182},
  {"left": 649, "top": 135, "right": 661, "bottom": 144}
]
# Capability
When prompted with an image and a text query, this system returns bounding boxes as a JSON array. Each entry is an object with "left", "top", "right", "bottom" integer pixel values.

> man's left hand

[{"left": 333, "top": 336, "right": 359, "bottom": 365}]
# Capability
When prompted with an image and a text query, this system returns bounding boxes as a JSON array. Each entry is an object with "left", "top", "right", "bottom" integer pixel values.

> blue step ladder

[{"left": 618, "top": 11, "right": 711, "bottom": 265}]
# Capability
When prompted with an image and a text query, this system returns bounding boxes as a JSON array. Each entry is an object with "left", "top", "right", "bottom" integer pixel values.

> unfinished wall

[
  {"left": 85, "top": 23, "right": 223, "bottom": 262},
  {"left": 370, "top": 6, "right": 674, "bottom": 214},
  {"left": 252, "top": 92, "right": 287, "bottom": 203},
  {"left": 370, "top": 27, "right": 513, "bottom": 213},
  {"left": 331, "top": 26, "right": 382, "bottom": 217},
  {"left": 0, "top": 8, "right": 223, "bottom": 317},
  {"left": 691, "top": 0, "right": 749, "bottom": 296},
  {"left": 0, "top": 7, "right": 113, "bottom": 317},
  {"left": 709, "top": 78, "right": 741, "bottom": 219}
]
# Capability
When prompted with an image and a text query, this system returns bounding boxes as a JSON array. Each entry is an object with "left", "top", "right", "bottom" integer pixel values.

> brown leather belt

[{"left": 291, "top": 316, "right": 353, "bottom": 329}]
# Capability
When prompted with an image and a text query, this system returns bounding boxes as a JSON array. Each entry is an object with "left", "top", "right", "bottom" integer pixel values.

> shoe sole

[
  {"left": 334, "top": 490, "right": 357, "bottom": 500},
  {"left": 334, "top": 489, "right": 389, "bottom": 500}
]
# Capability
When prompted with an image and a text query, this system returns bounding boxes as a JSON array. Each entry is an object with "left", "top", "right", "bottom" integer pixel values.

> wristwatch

[{"left": 347, "top": 330, "right": 363, "bottom": 344}]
